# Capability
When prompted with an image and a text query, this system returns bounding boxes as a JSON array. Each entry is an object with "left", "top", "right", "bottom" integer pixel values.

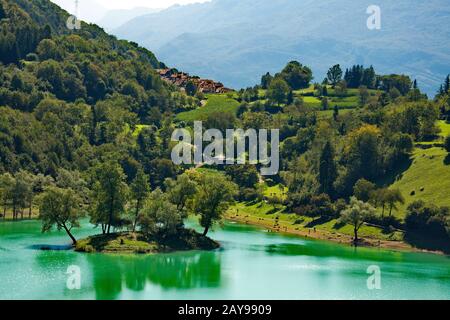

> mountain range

[
  {"left": 113, "top": 0, "right": 450, "bottom": 95},
  {"left": 96, "top": 7, "right": 162, "bottom": 32}
]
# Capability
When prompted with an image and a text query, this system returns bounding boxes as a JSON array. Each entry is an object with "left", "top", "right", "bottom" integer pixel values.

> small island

[{"left": 75, "top": 229, "right": 220, "bottom": 254}]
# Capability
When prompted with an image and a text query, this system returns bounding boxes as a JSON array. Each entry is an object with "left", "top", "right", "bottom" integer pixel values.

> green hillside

[{"left": 389, "top": 121, "right": 450, "bottom": 216}]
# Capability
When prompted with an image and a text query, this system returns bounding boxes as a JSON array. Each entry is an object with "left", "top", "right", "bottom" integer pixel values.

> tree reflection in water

[{"left": 87, "top": 251, "right": 222, "bottom": 299}]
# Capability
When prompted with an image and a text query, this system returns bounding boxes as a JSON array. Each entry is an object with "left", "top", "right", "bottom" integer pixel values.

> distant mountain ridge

[
  {"left": 95, "top": 7, "right": 163, "bottom": 32},
  {"left": 114, "top": 0, "right": 450, "bottom": 95}
]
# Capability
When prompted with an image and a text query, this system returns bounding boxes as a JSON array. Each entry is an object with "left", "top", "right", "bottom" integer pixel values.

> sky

[
  {"left": 53, "top": 0, "right": 210, "bottom": 11},
  {"left": 94, "top": 0, "right": 210, "bottom": 9},
  {"left": 51, "top": 0, "right": 211, "bottom": 24}
]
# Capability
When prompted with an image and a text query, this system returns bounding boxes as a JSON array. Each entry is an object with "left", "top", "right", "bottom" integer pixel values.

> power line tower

[{"left": 74, "top": 0, "right": 79, "bottom": 18}]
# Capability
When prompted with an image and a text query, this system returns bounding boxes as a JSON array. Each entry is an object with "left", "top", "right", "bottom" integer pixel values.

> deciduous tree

[
  {"left": 130, "top": 168, "right": 150, "bottom": 232},
  {"left": 90, "top": 161, "right": 129, "bottom": 234},
  {"left": 165, "top": 174, "right": 197, "bottom": 214},
  {"left": 39, "top": 187, "right": 82, "bottom": 245},
  {"left": 193, "top": 174, "right": 238, "bottom": 236},
  {"left": 327, "top": 64, "right": 343, "bottom": 87},
  {"left": 340, "top": 197, "right": 376, "bottom": 245},
  {"left": 267, "top": 78, "right": 290, "bottom": 106},
  {"left": 139, "top": 189, "right": 182, "bottom": 239}
]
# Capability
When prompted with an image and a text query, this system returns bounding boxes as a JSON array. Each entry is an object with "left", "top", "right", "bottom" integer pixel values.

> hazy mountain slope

[
  {"left": 114, "top": 0, "right": 450, "bottom": 94},
  {"left": 96, "top": 7, "right": 162, "bottom": 31}
]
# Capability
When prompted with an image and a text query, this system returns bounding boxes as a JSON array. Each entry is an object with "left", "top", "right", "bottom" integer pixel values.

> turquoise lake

[{"left": 0, "top": 219, "right": 449, "bottom": 300}]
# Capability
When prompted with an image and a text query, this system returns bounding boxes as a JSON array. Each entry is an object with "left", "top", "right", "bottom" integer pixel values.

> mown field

[{"left": 175, "top": 94, "right": 240, "bottom": 122}]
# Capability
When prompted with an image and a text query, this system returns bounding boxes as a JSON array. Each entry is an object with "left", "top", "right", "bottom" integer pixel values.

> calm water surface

[{"left": 0, "top": 219, "right": 449, "bottom": 300}]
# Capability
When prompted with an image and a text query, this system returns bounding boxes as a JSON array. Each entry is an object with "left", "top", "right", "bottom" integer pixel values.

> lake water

[{"left": 0, "top": 219, "right": 449, "bottom": 300}]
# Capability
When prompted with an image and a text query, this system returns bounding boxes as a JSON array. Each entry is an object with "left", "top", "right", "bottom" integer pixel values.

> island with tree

[{"left": 39, "top": 165, "right": 237, "bottom": 254}]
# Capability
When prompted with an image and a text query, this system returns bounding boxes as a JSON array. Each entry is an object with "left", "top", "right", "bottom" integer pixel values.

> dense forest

[{"left": 0, "top": 0, "right": 449, "bottom": 252}]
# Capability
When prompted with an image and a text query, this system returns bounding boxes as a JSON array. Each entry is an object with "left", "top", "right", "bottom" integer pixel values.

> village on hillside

[{"left": 158, "top": 68, "right": 233, "bottom": 94}]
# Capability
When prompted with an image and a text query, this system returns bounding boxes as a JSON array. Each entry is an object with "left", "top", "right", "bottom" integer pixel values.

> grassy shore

[
  {"left": 0, "top": 209, "right": 39, "bottom": 220},
  {"left": 225, "top": 202, "right": 445, "bottom": 255}
]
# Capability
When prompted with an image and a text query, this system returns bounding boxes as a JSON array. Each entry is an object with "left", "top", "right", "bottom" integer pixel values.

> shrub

[
  {"left": 241, "top": 188, "right": 258, "bottom": 202},
  {"left": 405, "top": 201, "right": 449, "bottom": 238},
  {"left": 444, "top": 135, "right": 450, "bottom": 153},
  {"left": 366, "top": 214, "right": 403, "bottom": 229},
  {"left": 293, "top": 194, "right": 336, "bottom": 219},
  {"left": 25, "top": 53, "right": 39, "bottom": 62}
]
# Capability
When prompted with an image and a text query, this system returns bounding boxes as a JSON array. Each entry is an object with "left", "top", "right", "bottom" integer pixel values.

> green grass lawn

[
  {"left": 195, "top": 167, "right": 226, "bottom": 177},
  {"left": 327, "top": 88, "right": 380, "bottom": 97},
  {"left": 438, "top": 120, "right": 450, "bottom": 138},
  {"left": 302, "top": 96, "right": 321, "bottom": 108},
  {"left": 293, "top": 85, "right": 315, "bottom": 95},
  {"left": 389, "top": 146, "right": 450, "bottom": 217},
  {"left": 175, "top": 95, "right": 240, "bottom": 122},
  {"left": 264, "top": 184, "right": 288, "bottom": 200},
  {"left": 329, "top": 95, "right": 359, "bottom": 108}
]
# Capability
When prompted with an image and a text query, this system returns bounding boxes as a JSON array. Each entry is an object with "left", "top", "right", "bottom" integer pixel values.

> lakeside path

[{"left": 224, "top": 212, "right": 446, "bottom": 255}]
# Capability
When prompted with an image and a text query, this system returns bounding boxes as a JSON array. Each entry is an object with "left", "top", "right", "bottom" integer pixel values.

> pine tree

[
  {"left": 0, "top": 2, "right": 6, "bottom": 20},
  {"left": 319, "top": 142, "right": 337, "bottom": 196},
  {"left": 444, "top": 75, "right": 450, "bottom": 93},
  {"left": 287, "top": 90, "right": 294, "bottom": 105},
  {"left": 333, "top": 105, "right": 339, "bottom": 121},
  {"left": 130, "top": 169, "right": 150, "bottom": 232},
  {"left": 261, "top": 72, "right": 273, "bottom": 89}
]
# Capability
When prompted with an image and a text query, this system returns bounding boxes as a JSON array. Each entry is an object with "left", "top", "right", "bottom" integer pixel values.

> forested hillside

[{"left": 0, "top": 0, "right": 197, "bottom": 178}]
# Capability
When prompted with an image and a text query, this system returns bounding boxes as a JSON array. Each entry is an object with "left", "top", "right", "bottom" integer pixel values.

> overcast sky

[
  {"left": 96, "top": 0, "right": 210, "bottom": 9},
  {"left": 51, "top": 0, "right": 211, "bottom": 23},
  {"left": 53, "top": 0, "right": 210, "bottom": 10}
]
